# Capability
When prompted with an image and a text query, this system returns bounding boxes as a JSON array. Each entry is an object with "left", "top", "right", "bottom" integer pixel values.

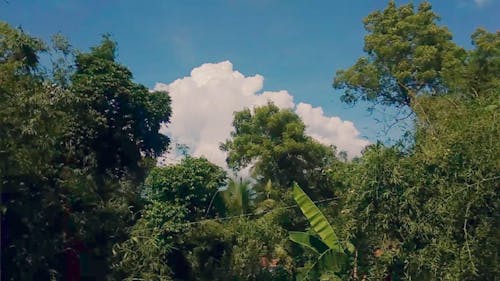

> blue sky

[{"left": 1, "top": 0, "right": 499, "bottom": 154}]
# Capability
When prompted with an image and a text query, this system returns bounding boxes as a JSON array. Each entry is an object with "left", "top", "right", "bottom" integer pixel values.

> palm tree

[{"left": 221, "top": 178, "right": 255, "bottom": 215}]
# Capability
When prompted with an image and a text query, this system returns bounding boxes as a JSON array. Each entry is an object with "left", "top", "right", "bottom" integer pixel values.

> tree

[
  {"left": 0, "top": 22, "right": 72, "bottom": 280},
  {"left": 409, "top": 92, "right": 499, "bottom": 280},
  {"left": 61, "top": 37, "right": 172, "bottom": 280},
  {"left": 0, "top": 25, "right": 174, "bottom": 280},
  {"left": 333, "top": 1, "right": 464, "bottom": 109},
  {"left": 144, "top": 157, "right": 227, "bottom": 221},
  {"left": 225, "top": 216, "right": 294, "bottom": 281},
  {"left": 462, "top": 29, "right": 500, "bottom": 97},
  {"left": 114, "top": 156, "right": 226, "bottom": 280},
  {"left": 221, "top": 178, "right": 256, "bottom": 215},
  {"left": 335, "top": 144, "right": 417, "bottom": 280},
  {"left": 69, "top": 35, "right": 171, "bottom": 180},
  {"left": 221, "top": 103, "right": 337, "bottom": 198},
  {"left": 111, "top": 202, "right": 187, "bottom": 281},
  {"left": 331, "top": 2, "right": 499, "bottom": 280}
]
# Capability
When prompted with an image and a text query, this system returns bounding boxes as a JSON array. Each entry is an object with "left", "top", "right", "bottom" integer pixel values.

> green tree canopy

[
  {"left": 1, "top": 22, "right": 71, "bottom": 281},
  {"left": 463, "top": 29, "right": 500, "bottom": 97},
  {"left": 333, "top": 1, "right": 464, "bottom": 109},
  {"left": 1, "top": 24, "right": 174, "bottom": 280},
  {"left": 330, "top": 2, "right": 499, "bottom": 279},
  {"left": 70, "top": 36, "right": 171, "bottom": 180},
  {"left": 221, "top": 103, "right": 337, "bottom": 197},
  {"left": 144, "top": 157, "right": 227, "bottom": 221}
]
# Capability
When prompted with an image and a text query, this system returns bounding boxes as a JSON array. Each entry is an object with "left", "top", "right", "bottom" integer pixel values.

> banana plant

[{"left": 290, "top": 183, "right": 354, "bottom": 280}]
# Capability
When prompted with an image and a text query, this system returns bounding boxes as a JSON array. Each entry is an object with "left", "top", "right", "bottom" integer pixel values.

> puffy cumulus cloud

[
  {"left": 154, "top": 61, "right": 293, "bottom": 167},
  {"left": 154, "top": 61, "right": 368, "bottom": 168},
  {"left": 295, "top": 103, "right": 370, "bottom": 157}
]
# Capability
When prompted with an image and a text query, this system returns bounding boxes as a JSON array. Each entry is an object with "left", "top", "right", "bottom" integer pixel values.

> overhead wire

[{"left": 180, "top": 197, "right": 338, "bottom": 226}]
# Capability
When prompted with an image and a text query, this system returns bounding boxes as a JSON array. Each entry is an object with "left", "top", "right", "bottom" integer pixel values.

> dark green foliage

[
  {"left": 464, "top": 29, "right": 500, "bottom": 97},
  {"left": 182, "top": 221, "right": 232, "bottom": 281},
  {"left": 410, "top": 93, "right": 499, "bottom": 280},
  {"left": 1, "top": 2, "right": 499, "bottom": 280},
  {"left": 144, "top": 157, "right": 227, "bottom": 220},
  {"left": 0, "top": 22, "right": 72, "bottom": 280},
  {"left": 182, "top": 217, "right": 295, "bottom": 281},
  {"left": 111, "top": 202, "right": 187, "bottom": 281},
  {"left": 0, "top": 23, "right": 172, "bottom": 280},
  {"left": 335, "top": 93, "right": 499, "bottom": 280},
  {"left": 122, "top": 158, "right": 227, "bottom": 280},
  {"left": 226, "top": 217, "right": 292, "bottom": 280},
  {"left": 70, "top": 35, "right": 171, "bottom": 180},
  {"left": 128, "top": 156, "right": 300, "bottom": 280},
  {"left": 62, "top": 36, "right": 171, "bottom": 280}
]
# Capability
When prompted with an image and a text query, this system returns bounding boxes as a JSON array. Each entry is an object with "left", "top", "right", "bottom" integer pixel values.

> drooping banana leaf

[
  {"left": 292, "top": 183, "right": 342, "bottom": 252},
  {"left": 299, "top": 249, "right": 346, "bottom": 280},
  {"left": 316, "top": 249, "right": 345, "bottom": 272},
  {"left": 289, "top": 231, "right": 329, "bottom": 254}
]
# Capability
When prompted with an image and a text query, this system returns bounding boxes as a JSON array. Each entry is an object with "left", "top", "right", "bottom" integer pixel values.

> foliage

[
  {"left": 410, "top": 93, "right": 499, "bottom": 280},
  {"left": 334, "top": 93, "right": 499, "bottom": 280},
  {"left": 331, "top": 2, "right": 500, "bottom": 280},
  {"left": 144, "top": 157, "right": 227, "bottom": 220},
  {"left": 0, "top": 22, "right": 172, "bottom": 280},
  {"left": 111, "top": 202, "right": 187, "bottom": 281},
  {"left": 290, "top": 184, "right": 351, "bottom": 280},
  {"left": 70, "top": 35, "right": 171, "bottom": 180},
  {"left": 0, "top": 22, "right": 72, "bottom": 280},
  {"left": 462, "top": 29, "right": 500, "bottom": 97},
  {"left": 221, "top": 103, "right": 338, "bottom": 198},
  {"left": 333, "top": 1, "right": 464, "bottom": 108},
  {"left": 182, "top": 221, "right": 232, "bottom": 281},
  {"left": 221, "top": 178, "right": 256, "bottom": 215},
  {"left": 226, "top": 217, "right": 294, "bottom": 281},
  {"left": 1, "top": 2, "right": 499, "bottom": 281}
]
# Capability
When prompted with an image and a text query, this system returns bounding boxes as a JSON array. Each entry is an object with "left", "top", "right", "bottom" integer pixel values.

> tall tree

[
  {"left": 60, "top": 36, "right": 172, "bottom": 280},
  {"left": 333, "top": 1, "right": 464, "bottom": 109},
  {"left": 0, "top": 22, "right": 71, "bottom": 281},
  {"left": 330, "top": 2, "right": 500, "bottom": 280},
  {"left": 1, "top": 25, "right": 174, "bottom": 280},
  {"left": 69, "top": 35, "right": 171, "bottom": 180},
  {"left": 463, "top": 29, "right": 500, "bottom": 97},
  {"left": 221, "top": 103, "right": 337, "bottom": 198}
]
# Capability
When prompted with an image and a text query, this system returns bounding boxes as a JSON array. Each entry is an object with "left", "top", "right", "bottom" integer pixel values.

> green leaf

[
  {"left": 292, "top": 183, "right": 342, "bottom": 252},
  {"left": 345, "top": 241, "right": 355, "bottom": 254},
  {"left": 317, "top": 249, "right": 345, "bottom": 273},
  {"left": 301, "top": 249, "right": 345, "bottom": 280},
  {"left": 289, "top": 231, "right": 329, "bottom": 254}
]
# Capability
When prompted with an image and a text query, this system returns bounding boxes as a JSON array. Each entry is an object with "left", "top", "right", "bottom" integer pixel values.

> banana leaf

[
  {"left": 289, "top": 231, "right": 329, "bottom": 254},
  {"left": 292, "top": 183, "right": 342, "bottom": 252}
]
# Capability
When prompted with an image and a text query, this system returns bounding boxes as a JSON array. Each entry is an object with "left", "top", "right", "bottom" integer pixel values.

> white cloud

[
  {"left": 474, "top": 0, "right": 491, "bottom": 7},
  {"left": 155, "top": 61, "right": 369, "bottom": 168},
  {"left": 295, "top": 103, "right": 370, "bottom": 157}
]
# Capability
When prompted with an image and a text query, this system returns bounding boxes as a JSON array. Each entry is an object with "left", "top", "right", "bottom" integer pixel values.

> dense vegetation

[{"left": 1, "top": 1, "right": 498, "bottom": 280}]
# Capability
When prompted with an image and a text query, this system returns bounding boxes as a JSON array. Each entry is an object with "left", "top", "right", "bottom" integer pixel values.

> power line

[{"left": 181, "top": 197, "right": 337, "bottom": 226}]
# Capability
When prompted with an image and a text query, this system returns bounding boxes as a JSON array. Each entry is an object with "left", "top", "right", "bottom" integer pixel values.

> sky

[{"left": 1, "top": 0, "right": 499, "bottom": 166}]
